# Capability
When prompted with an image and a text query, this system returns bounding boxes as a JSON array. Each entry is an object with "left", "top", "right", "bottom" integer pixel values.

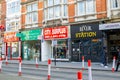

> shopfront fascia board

[{"left": 99, "top": 23, "right": 120, "bottom": 30}]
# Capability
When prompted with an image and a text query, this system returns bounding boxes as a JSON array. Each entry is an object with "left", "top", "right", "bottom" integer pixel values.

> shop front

[
  {"left": 71, "top": 22, "right": 103, "bottom": 62},
  {"left": 99, "top": 23, "right": 120, "bottom": 61},
  {"left": 19, "top": 29, "right": 42, "bottom": 61},
  {"left": 42, "top": 26, "right": 69, "bottom": 61},
  {"left": 4, "top": 32, "right": 19, "bottom": 59}
]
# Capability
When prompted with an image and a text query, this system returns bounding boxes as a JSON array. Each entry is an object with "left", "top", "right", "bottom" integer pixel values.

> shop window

[
  {"left": 22, "top": 41, "right": 41, "bottom": 60},
  {"left": 12, "top": 42, "right": 19, "bottom": 58},
  {"left": 53, "top": 40, "right": 68, "bottom": 59}
]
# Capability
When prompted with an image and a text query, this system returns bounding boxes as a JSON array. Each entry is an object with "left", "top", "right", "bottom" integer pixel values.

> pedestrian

[
  {"left": 115, "top": 48, "right": 120, "bottom": 71},
  {"left": 101, "top": 47, "right": 108, "bottom": 68}
]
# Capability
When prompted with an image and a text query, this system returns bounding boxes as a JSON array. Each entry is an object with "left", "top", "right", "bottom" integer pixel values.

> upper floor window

[
  {"left": 111, "top": 0, "right": 120, "bottom": 9},
  {"left": 77, "top": 0, "right": 95, "bottom": 16},
  {"left": 7, "top": 0, "right": 20, "bottom": 15},
  {"left": 6, "top": 21, "right": 20, "bottom": 31},
  {"left": 26, "top": 3, "right": 38, "bottom": 25},
  {"left": 44, "top": 0, "right": 68, "bottom": 20}
]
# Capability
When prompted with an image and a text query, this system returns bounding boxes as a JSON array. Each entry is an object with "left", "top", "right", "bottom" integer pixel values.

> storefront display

[
  {"left": 43, "top": 26, "right": 69, "bottom": 61},
  {"left": 53, "top": 40, "right": 68, "bottom": 59},
  {"left": 99, "top": 23, "right": 120, "bottom": 61},
  {"left": 19, "top": 29, "right": 42, "bottom": 61},
  {"left": 4, "top": 32, "right": 19, "bottom": 59},
  {"left": 71, "top": 22, "right": 103, "bottom": 62},
  {"left": 22, "top": 41, "right": 41, "bottom": 60}
]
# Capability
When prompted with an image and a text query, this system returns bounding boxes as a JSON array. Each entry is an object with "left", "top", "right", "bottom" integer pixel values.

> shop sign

[
  {"left": 99, "top": 23, "right": 120, "bottom": 30},
  {"left": 71, "top": 22, "right": 102, "bottom": 39},
  {"left": 43, "top": 26, "right": 68, "bottom": 40},
  {"left": 16, "top": 33, "right": 22, "bottom": 37},
  {"left": 4, "top": 32, "right": 19, "bottom": 42},
  {"left": 21, "top": 29, "right": 41, "bottom": 41}
]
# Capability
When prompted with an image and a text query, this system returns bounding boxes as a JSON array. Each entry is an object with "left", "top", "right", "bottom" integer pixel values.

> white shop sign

[{"left": 99, "top": 23, "right": 120, "bottom": 30}]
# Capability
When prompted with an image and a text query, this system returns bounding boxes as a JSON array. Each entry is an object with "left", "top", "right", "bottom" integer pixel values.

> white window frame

[
  {"left": 26, "top": 3, "right": 38, "bottom": 25},
  {"left": 77, "top": 0, "right": 95, "bottom": 16},
  {"left": 111, "top": 0, "right": 120, "bottom": 9},
  {"left": 44, "top": 0, "right": 68, "bottom": 20}
]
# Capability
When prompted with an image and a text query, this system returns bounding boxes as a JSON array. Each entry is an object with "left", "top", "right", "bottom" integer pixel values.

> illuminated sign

[{"left": 43, "top": 26, "right": 68, "bottom": 40}]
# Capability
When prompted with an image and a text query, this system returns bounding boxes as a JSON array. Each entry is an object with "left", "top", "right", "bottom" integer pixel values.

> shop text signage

[
  {"left": 99, "top": 23, "right": 120, "bottom": 30},
  {"left": 21, "top": 29, "right": 41, "bottom": 41},
  {"left": 4, "top": 32, "right": 19, "bottom": 42},
  {"left": 43, "top": 26, "right": 68, "bottom": 40},
  {"left": 76, "top": 25, "right": 96, "bottom": 38},
  {"left": 71, "top": 23, "right": 102, "bottom": 39}
]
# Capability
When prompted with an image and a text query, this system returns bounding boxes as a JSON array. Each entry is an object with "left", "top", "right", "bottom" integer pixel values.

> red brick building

[{"left": 20, "top": 0, "right": 120, "bottom": 62}]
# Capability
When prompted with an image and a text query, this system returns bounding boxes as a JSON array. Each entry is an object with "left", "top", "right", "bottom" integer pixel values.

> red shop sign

[{"left": 43, "top": 26, "right": 68, "bottom": 40}]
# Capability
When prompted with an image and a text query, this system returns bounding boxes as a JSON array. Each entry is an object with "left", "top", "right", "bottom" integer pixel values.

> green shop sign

[{"left": 20, "top": 29, "right": 41, "bottom": 41}]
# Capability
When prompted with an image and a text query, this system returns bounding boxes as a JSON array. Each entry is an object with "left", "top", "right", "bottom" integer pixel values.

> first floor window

[
  {"left": 77, "top": 0, "right": 95, "bottom": 16},
  {"left": 26, "top": 3, "right": 38, "bottom": 25},
  {"left": 44, "top": 0, "right": 68, "bottom": 20},
  {"left": 54, "top": 6, "right": 60, "bottom": 18},
  {"left": 78, "top": 1, "right": 85, "bottom": 15},
  {"left": 111, "top": 0, "right": 120, "bottom": 8}
]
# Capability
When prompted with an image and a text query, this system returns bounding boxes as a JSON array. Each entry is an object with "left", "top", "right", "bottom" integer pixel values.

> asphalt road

[
  {"left": 1, "top": 67, "right": 120, "bottom": 80},
  {"left": 0, "top": 72, "right": 45, "bottom": 80},
  {"left": 1, "top": 63, "right": 120, "bottom": 80}
]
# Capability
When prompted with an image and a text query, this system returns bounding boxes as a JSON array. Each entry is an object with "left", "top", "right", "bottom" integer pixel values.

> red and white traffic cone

[
  {"left": 18, "top": 57, "right": 22, "bottom": 76},
  {"left": 0, "top": 58, "right": 2, "bottom": 72},
  {"left": 48, "top": 59, "right": 51, "bottom": 80},
  {"left": 82, "top": 56, "right": 84, "bottom": 70},
  {"left": 36, "top": 57, "right": 38, "bottom": 68},
  {"left": 5, "top": 43, "right": 8, "bottom": 65},
  {"left": 112, "top": 56, "right": 116, "bottom": 72},
  {"left": 88, "top": 60, "right": 92, "bottom": 80},
  {"left": 77, "top": 71, "right": 82, "bottom": 80},
  {"left": 6, "top": 56, "right": 8, "bottom": 65}
]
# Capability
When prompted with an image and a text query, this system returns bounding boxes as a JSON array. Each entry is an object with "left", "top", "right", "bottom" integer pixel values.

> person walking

[
  {"left": 115, "top": 48, "right": 120, "bottom": 71},
  {"left": 101, "top": 47, "right": 108, "bottom": 68}
]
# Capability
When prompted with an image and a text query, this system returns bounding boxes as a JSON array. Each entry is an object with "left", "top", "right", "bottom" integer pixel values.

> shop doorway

[
  {"left": 107, "top": 30, "right": 120, "bottom": 62},
  {"left": 71, "top": 39, "right": 102, "bottom": 62},
  {"left": 71, "top": 40, "right": 81, "bottom": 62}
]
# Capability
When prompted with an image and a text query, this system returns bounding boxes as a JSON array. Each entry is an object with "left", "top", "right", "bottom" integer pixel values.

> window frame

[
  {"left": 76, "top": 0, "right": 95, "bottom": 16},
  {"left": 44, "top": 0, "right": 68, "bottom": 20},
  {"left": 111, "top": 0, "right": 120, "bottom": 9},
  {"left": 26, "top": 3, "right": 38, "bottom": 25}
]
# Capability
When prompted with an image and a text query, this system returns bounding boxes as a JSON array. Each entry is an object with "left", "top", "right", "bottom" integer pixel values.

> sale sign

[
  {"left": 43, "top": 26, "right": 68, "bottom": 40},
  {"left": 4, "top": 32, "right": 19, "bottom": 42}
]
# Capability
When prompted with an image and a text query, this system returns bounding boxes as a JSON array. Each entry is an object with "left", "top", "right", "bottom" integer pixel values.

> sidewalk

[{"left": 3, "top": 60, "right": 114, "bottom": 71}]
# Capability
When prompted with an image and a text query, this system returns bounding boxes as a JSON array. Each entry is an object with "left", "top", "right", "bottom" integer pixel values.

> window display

[
  {"left": 22, "top": 41, "right": 41, "bottom": 60},
  {"left": 53, "top": 40, "right": 68, "bottom": 59}
]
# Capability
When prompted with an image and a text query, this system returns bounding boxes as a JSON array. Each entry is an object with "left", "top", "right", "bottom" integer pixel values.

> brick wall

[{"left": 96, "top": 0, "right": 107, "bottom": 19}]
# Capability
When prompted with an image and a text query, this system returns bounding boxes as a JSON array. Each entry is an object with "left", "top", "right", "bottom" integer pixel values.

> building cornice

[{"left": 21, "top": 0, "right": 38, "bottom": 5}]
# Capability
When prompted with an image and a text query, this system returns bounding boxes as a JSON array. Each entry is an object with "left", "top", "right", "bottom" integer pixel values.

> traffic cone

[
  {"left": 6, "top": 56, "right": 8, "bottom": 65},
  {"left": 88, "top": 60, "right": 92, "bottom": 80},
  {"left": 48, "top": 59, "right": 51, "bottom": 80},
  {"left": 77, "top": 71, "right": 82, "bottom": 80},
  {"left": 112, "top": 56, "right": 116, "bottom": 72},
  {"left": 36, "top": 57, "right": 38, "bottom": 68},
  {"left": 0, "top": 58, "right": 2, "bottom": 72},
  {"left": 82, "top": 56, "right": 84, "bottom": 70},
  {"left": 18, "top": 57, "right": 22, "bottom": 76}
]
